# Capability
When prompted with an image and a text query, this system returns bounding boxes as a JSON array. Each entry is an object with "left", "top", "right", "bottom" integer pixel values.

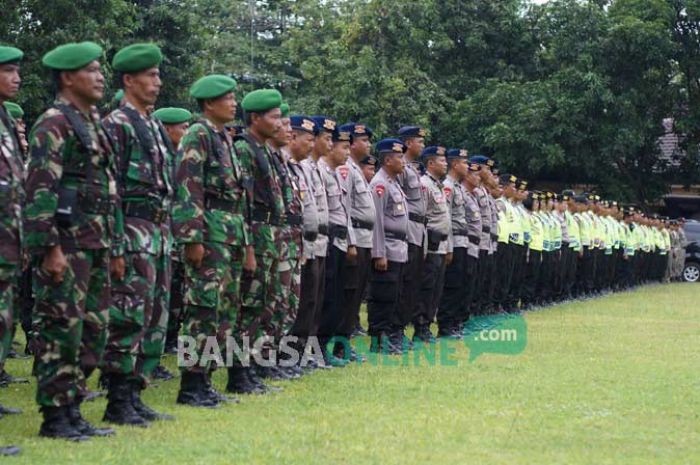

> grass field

[{"left": 1, "top": 283, "right": 699, "bottom": 464}]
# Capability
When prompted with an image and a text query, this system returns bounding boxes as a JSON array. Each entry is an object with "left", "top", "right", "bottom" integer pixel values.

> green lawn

[{"left": 1, "top": 283, "right": 699, "bottom": 464}]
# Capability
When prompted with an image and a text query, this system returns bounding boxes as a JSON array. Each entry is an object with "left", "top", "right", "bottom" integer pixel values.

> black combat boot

[
  {"left": 103, "top": 374, "right": 149, "bottom": 426},
  {"left": 131, "top": 381, "right": 174, "bottom": 421},
  {"left": 202, "top": 372, "right": 239, "bottom": 404},
  {"left": 68, "top": 400, "right": 115, "bottom": 437},
  {"left": 226, "top": 366, "right": 264, "bottom": 395},
  {"left": 39, "top": 406, "right": 90, "bottom": 441},
  {"left": 151, "top": 364, "right": 175, "bottom": 381},
  {"left": 176, "top": 372, "right": 219, "bottom": 408}
]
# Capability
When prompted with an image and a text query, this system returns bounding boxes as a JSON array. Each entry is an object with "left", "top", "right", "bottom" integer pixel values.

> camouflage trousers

[
  {"left": 166, "top": 255, "right": 185, "bottom": 349},
  {"left": 181, "top": 241, "right": 242, "bottom": 374},
  {"left": 266, "top": 228, "right": 302, "bottom": 344},
  {"left": 102, "top": 249, "right": 171, "bottom": 387},
  {"left": 32, "top": 249, "right": 110, "bottom": 407},
  {"left": 240, "top": 223, "right": 280, "bottom": 356},
  {"left": 0, "top": 265, "right": 17, "bottom": 370}
]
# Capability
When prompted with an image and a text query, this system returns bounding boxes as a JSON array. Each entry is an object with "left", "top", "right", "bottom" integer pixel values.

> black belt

[
  {"left": 286, "top": 213, "right": 303, "bottom": 226},
  {"left": 468, "top": 234, "right": 480, "bottom": 245},
  {"left": 318, "top": 224, "right": 329, "bottom": 236},
  {"left": 123, "top": 201, "right": 168, "bottom": 224},
  {"left": 490, "top": 233, "right": 498, "bottom": 242},
  {"left": 482, "top": 225, "right": 491, "bottom": 233},
  {"left": 408, "top": 212, "right": 427, "bottom": 225},
  {"left": 385, "top": 230, "right": 406, "bottom": 241},
  {"left": 452, "top": 229, "right": 469, "bottom": 236},
  {"left": 252, "top": 208, "right": 283, "bottom": 226},
  {"left": 329, "top": 224, "right": 348, "bottom": 240},
  {"left": 205, "top": 196, "right": 239, "bottom": 212},
  {"left": 303, "top": 231, "right": 318, "bottom": 242},
  {"left": 351, "top": 218, "right": 374, "bottom": 230}
]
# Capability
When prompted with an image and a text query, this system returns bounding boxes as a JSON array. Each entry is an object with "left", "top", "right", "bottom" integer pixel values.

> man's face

[
  {"left": 124, "top": 66, "right": 161, "bottom": 106},
  {"left": 206, "top": 92, "right": 237, "bottom": 124},
  {"left": 63, "top": 60, "right": 105, "bottom": 103},
  {"left": 290, "top": 130, "right": 314, "bottom": 160},
  {"left": 361, "top": 163, "right": 376, "bottom": 182},
  {"left": 271, "top": 117, "right": 291, "bottom": 146},
  {"left": 329, "top": 141, "right": 350, "bottom": 166},
  {"left": 464, "top": 169, "right": 480, "bottom": 188},
  {"left": 252, "top": 107, "right": 282, "bottom": 139},
  {"left": 314, "top": 132, "right": 333, "bottom": 156},
  {"left": 0, "top": 63, "right": 20, "bottom": 101},
  {"left": 384, "top": 153, "right": 404, "bottom": 176},
  {"left": 428, "top": 155, "right": 447, "bottom": 177},
  {"left": 165, "top": 122, "right": 189, "bottom": 147},
  {"left": 351, "top": 135, "right": 370, "bottom": 157},
  {"left": 405, "top": 137, "right": 425, "bottom": 157}
]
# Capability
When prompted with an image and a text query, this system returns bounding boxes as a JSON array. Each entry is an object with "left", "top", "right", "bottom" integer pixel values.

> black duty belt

[
  {"left": 329, "top": 224, "right": 348, "bottom": 240},
  {"left": 482, "top": 225, "right": 491, "bottom": 233},
  {"left": 123, "top": 201, "right": 168, "bottom": 224},
  {"left": 468, "top": 234, "right": 481, "bottom": 245},
  {"left": 409, "top": 212, "right": 427, "bottom": 225},
  {"left": 318, "top": 224, "right": 329, "bottom": 236},
  {"left": 252, "top": 208, "right": 283, "bottom": 226},
  {"left": 303, "top": 231, "right": 318, "bottom": 242},
  {"left": 205, "top": 196, "right": 239, "bottom": 212},
  {"left": 385, "top": 230, "right": 406, "bottom": 241},
  {"left": 351, "top": 218, "right": 374, "bottom": 230},
  {"left": 453, "top": 228, "right": 469, "bottom": 236}
]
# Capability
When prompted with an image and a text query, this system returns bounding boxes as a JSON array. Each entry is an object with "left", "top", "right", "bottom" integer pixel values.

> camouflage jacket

[
  {"left": 270, "top": 146, "right": 303, "bottom": 239},
  {"left": 24, "top": 97, "right": 122, "bottom": 252},
  {"left": 172, "top": 118, "right": 251, "bottom": 246},
  {"left": 0, "top": 106, "right": 23, "bottom": 265},
  {"left": 103, "top": 102, "right": 174, "bottom": 256},
  {"left": 235, "top": 133, "right": 285, "bottom": 225}
]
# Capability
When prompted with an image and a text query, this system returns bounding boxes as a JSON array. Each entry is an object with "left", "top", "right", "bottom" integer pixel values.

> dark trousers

[
  {"left": 523, "top": 249, "right": 542, "bottom": 305},
  {"left": 413, "top": 253, "right": 446, "bottom": 327},
  {"left": 578, "top": 246, "right": 595, "bottom": 294},
  {"left": 397, "top": 243, "right": 424, "bottom": 330},
  {"left": 367, "top": 261, "right": 403, "bottom": 336},
  {"left": 291, "top": 257, "right": 320, "bottom": 339},
  {"left": 318, "top": 246, "right": 346, "bottom": 341},
  {"left": 474, "top": 249, "right": 492, "bottom": 315},
  {"left": 508, "top": 244, "right": 526, "bottom": 309},
  {"left": 341, "top": 246, "right": 371, "bottom": 337},
  {"left": 437, "top": 248, "right": 468, "bottom": 331}
]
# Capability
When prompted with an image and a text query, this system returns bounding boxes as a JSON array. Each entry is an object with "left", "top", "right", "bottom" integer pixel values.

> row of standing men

[{"left": 0, "top": 42, "right": 686, "bottom": 452}]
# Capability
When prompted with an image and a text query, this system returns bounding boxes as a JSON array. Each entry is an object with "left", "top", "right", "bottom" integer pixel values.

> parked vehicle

[{"left": 683, "top": 221, "right": 700, "bottom": 283}]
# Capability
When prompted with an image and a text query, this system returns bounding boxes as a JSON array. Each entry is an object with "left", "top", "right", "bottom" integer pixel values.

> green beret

[
  {"left": 190, "top": 74, "right": 237, "bottom": 100},
  {"left": 112, "top": 43, "right": 162, "bottom": 73},
  {"left": 3, "top": 102, "right": 23, "bottom": 119},
  {"left": 42, "top": 41, "right": 102, "bottom": 70},
  {"left": 0, "top": 46, "right": 23, "bottom": 64},
  {"left": 280, "top": 102, "right": 290, "bottom": 118},
  {"left": 112, "top": 89, "right": 124, "bottom": 104},
  {"left": 241, "top": 89, "right": 282, "bottom": 113},
  {"left": 153, "top": 107, "right": 192, "bottom": 125}
]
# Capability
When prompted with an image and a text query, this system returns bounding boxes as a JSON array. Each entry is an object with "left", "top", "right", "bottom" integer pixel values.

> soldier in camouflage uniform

[
  {"left": 101, "top": 44, "right": 174, "bottom": 426},
  {"left": 0, "top": 44, "right": 24, "bottom": 457},
  {"left": 25, "top": 42, "right": 120, "bottom": 440},
  {"left": 172, "top": 75, "right": 256, "bottom": 403},
  {"left": 265, "top": 103, "right": 305, "bottom": 379},
  {"left": 235, "top": 89, "right": 284, "bottom": 391}
]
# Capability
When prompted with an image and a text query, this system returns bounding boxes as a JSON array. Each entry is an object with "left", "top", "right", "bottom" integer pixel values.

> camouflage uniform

[
  {"left": 172, "top": 118, "right": 250, "bottom": 374},
  {"left": 268, "top": 147, "right": 304, "bottom": 342},
  {"left": 235, "top": 134, "right": 284, "bottom": 353},
  {"left": 101, "top": 102, "right": 174, "bottom": 385},
  {"left": 0, "top": 105, "right": 23, "bottom": 372},
  {"left": 24, "top": 98, "right": 121, "bottom": 407}
]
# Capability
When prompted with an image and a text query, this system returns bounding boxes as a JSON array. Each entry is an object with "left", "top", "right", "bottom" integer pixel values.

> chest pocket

[
  {"left": 125, "top": 148, "right": 155, "bottom": 186},
  {"left": 452, "top": 190, "right": 464, "bottom": 208},
  {"left": 326, "top": 179, "right": 342, "bottom": 210},
  {"left": 405, "top": 174, "right": 422, "bottom": 201},
  {"left": 390, "top": 191, "right": 406, "bottom": 217}
]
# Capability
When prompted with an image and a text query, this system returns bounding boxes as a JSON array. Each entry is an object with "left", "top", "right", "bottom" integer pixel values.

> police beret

[
  {"left": 421, "top": 145, "right": 446, "bottom": 161},
  {"left": 486, "top": 158, "right": 497, "bottom": 169},
  {"left": 343, "top": 122, "right": 373, "bottom": 139},
  {"left": 280, "top": 102, "right": 290, "bottom": 118},
  {"left": 468, "top": 162, "right": 481, "bottom": 172},
  {"left": 446, "top": 148, "right": 469, "bottom": 160},
  {"left": 360, "top": 155, "right": 378, "bottom": 166},
  {"left": 397, "top": 126, "right": 426, "bottom": 138},
  {"left": 241, "top": 88, "right": 282, "bottom": 113},
  {"left": 112, "top": 89, "right": 124, "bottom": 104},
  {"left": 518, "top": 180, "right": 528, "bottom": 191},
  {"left": 469, "top": 154, "right": 490, "bottom": 165},
  {"left": 573, "top": 194, "right": 588, "bottom": 204},
  {"left": 153, "top": 107, "right": 192, "bottom": 125},
  {"left": 190, "top": 74, "right": 237, "bottom": 100},
  {"left": 499, "top": 174, "right": 517, "bottom": 185},
  {"left": 112, "top": 43, "right": 162, "bottom": 73},
  {"left": 42, "top": 41, "right": 102, "bottom": 70},
  {"left": 0, "top": 46, "right": 23, "bottom": 64},
  {"left": 375, "top": 138, "right": 405, "bottom": 154},
  {"left": 289, "top": 115, "right": 316, "bottom": 135},
  {"left": 333, "top": 126, "right": 352, "bottom": 143},
  {"left": 311, "top": 115, "right": 336, "bottom": 134},
  {"left": 3, "top": 102, "right": 23, "bottom": 119}
]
